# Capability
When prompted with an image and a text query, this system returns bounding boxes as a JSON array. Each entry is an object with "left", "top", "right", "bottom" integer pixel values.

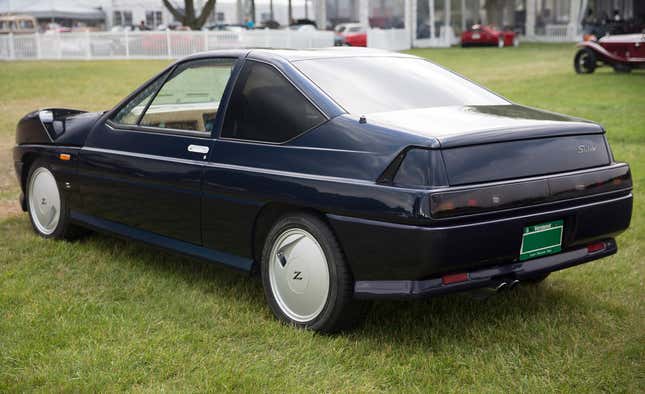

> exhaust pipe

[{"left": 470, "top": 279, "right": 520, "bottom": 300}]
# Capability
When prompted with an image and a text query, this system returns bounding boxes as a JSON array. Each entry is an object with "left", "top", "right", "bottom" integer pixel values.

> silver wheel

[
  {"left": 498, "top": 37, "right": 504, "bottom": 48},
  {"left": 28, "top": 167, "right": 61, "bottom": 235},
  {"left": 268, "top": 228, "right": 330, "bottom": 323}
]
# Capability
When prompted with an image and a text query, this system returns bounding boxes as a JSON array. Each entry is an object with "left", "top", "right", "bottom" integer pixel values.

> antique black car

[{"left": 14, "top": 49, "right": 632, "bottom": 332}]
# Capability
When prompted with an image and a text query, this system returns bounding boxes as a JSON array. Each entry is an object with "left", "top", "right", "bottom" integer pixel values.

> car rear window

[
  {"left": 221, "top": 61, "right": 325, "bottom": 143},
  {"left": 294, "top": 57, "right": 508, "bottom": 114}
]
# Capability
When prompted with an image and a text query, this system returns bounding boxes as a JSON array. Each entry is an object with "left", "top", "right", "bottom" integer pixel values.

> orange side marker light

[{"left": 59, "top": 153, "right": 71, "bottom": 161}]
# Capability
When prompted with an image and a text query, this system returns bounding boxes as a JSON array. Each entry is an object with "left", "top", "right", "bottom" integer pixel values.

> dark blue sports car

[{"left": 14, "top": 48, "right": 632, "bottom": 332}]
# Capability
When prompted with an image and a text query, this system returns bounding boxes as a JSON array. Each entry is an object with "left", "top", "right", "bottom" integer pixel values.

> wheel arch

[{"left": 250, "top": 202, "right": 350, "bottom": 276}]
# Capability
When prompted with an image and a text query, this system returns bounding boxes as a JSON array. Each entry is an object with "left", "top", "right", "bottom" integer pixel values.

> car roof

[{"left": 180, "top": 47, "right": 415, "bottom": 64}]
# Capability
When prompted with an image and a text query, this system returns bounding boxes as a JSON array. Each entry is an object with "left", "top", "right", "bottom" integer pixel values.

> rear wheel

[
  {"left": 26, "top": 159, "right": 84, "bottom": 240},
  {"left": 261, "top": 213, "right": 365, "bottom": 332},
  {"left": 497, "top": 36, "right": 505, "bottom": 48},
  {"left": 574, "top": 48, "right": 597, "bottom": 74},
  {"left": 613, "top": 63, "right": 632, "bottom": 73}
]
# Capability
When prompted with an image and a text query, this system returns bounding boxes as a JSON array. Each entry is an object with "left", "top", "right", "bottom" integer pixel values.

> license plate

[
  {"left": 472, "top": 33, "right": 480, "bottom": 39},
  {"left": 519, "top": 220, "right": 563, "bottom": 261}
]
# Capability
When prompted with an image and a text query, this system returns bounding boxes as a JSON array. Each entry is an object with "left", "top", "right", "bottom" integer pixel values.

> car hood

[{"left": 364, "top": 104, "right": 603, "bottom": 148}]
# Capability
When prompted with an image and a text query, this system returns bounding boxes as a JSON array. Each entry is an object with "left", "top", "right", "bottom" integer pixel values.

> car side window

[
  {"left": 111, "top": 72, "right": 168, "bottom": 125},
  {"left": 221, "top": 60, "right": 326, "bottom": 143},
  {"left": 139, "top": 59, "right": 235, "bottom": 133}
]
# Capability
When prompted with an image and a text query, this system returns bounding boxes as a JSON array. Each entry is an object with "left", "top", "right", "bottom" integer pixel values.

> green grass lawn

[{"left": 1, "top": 44, "right": 643, "bottom": 392}]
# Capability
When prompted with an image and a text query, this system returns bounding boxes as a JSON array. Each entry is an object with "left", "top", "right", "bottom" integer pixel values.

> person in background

[{"left": 245, "top": 18, "right": 255, "bottom": 29}]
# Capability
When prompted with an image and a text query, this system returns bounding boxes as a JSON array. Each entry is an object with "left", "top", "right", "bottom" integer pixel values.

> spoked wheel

[
  {"left": 574, "top": 48, "right": 597, "bottom": 74},
  {"left": 613, "top": 63, "right": 632, "bottom": 73},
  {"left": 26, "top": 159, "right": 84, "bottom": 240},
  {"left": 498, "top": 37, "right": 505, "bottom": 48},
  {"left": 261, "top": 213, "right": 366, "bottom": 332}
]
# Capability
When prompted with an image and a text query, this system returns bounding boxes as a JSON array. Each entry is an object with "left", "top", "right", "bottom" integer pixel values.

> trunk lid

[{"left": 367, "top": 104, "right": 610, "bottom": 185}]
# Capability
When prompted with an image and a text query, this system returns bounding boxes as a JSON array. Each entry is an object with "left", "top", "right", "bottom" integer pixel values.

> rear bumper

[
  {"left": 354, "top": 238, "right": 616, "bottom": 299},
  {"left": 328, "top": 193, "right": 632, "bottom": 282}
]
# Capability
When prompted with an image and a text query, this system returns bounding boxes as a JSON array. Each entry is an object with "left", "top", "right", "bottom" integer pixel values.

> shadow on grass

[{"left": 5, "top": 215, "right": 600, "bottom": 347}]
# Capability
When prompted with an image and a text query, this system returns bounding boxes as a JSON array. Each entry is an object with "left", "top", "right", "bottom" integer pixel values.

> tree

[
  {"left": 162, "top": 0, "right": 217, "bottom": 30},
  {"left": 250, "top": 0, "right": 256, "bottom": 23},
  {"left": 288, "top": 0, "right": 292, "bottom": 25}
]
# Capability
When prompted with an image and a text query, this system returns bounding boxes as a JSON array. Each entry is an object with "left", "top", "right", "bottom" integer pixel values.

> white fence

[
  {"left": 524, "top": 24, "right": 581, "bottom": 43},
  {"left": 0, "top": 30, "right": 335, "bottom": 60},
  {"left": 367, "top": 29, "right": 411, "bottom": 51}
]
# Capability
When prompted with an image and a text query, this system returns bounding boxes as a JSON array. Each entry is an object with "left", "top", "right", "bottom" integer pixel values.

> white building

[{"left": 104, "top": 0, "right": 319, "bottom": 29}]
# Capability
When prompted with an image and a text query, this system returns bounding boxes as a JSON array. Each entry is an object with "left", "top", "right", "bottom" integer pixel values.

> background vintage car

[{"left": 574, "top": 33, "right": 645, "bottom": 73}]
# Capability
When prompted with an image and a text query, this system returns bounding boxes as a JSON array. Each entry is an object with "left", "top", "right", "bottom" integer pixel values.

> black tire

[
  {"left": 260, "top": 212, "right": 366, "bottom": 333},
  {"left": 574, "top": 48, "right": 597, "bottom": 74},
  {"left": 613, "top": 63, "right": 632, "bottom": 73},
  {"left": 523, "top": 272, "right": 550, "bottom": 284},
  {"left": 26, "top": 159, "right": 86, "bottom": 240}
]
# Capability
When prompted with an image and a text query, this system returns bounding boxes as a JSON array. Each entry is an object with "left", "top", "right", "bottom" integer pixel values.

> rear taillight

[
  {"left": 431, "top": 180, "right": 548, "bottom": 218},
  {"left": 587, "top": 241, "right": 606, "bottom": 253},
  {"left": 430, "top": 166, "right": 631, "bottom": 219}
]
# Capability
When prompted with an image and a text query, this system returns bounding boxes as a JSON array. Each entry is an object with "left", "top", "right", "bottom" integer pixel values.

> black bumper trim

[{"left": 353, "top": 238, "right": 617, "bottom": 299}]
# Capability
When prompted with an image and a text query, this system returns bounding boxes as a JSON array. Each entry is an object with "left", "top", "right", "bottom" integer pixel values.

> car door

[
  {"left": 201, "top": 59, "right": 327, "bottom": 261},
  {"left": 78, "top": 57, "right": 239, "bottom": 245}
]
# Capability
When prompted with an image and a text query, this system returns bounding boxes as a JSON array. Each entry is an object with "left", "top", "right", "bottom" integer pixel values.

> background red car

[
  {"left": 461, "top": 25, "right": 518, "bottom": 48},
  {"left": 334, "top": 23, "right": 367, "bottom": 47}
]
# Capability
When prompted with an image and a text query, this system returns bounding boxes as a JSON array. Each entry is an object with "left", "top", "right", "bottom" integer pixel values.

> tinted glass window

[
  {"left": 221, "top": 61, "right": 325, "bottom": 143},
  {"left": 294, "top": 57, "right": 508, "bottom": 114},
  {"left": 140, "top": 59, "right": 235, "bottom": 132},
  {"left": 111, "top": 72, "right": 168, "bottom": 125}
]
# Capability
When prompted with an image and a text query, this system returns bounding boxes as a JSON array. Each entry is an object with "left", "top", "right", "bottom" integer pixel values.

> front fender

[
  {"left": 576, "top": 41, "right": 625, "bottom": 62},
  {"left": 16, "top": 108, "right": 102, "bottom": 146}
]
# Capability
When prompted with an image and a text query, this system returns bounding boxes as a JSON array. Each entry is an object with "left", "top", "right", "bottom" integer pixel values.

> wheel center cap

[{"left": 287, "top": 259, "right": 309, "bottom": 294}]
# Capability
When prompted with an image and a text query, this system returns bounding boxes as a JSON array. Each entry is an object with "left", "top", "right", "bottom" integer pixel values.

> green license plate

[{"left": 519, "top": 220, "right": 563, "bottom": 261}]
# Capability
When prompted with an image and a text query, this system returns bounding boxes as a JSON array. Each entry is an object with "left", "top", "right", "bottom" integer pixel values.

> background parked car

[
  {"left": 334, "top": 23, "right": 366, "bottom": 47},
  {"left": 574, "top": 33, "right": 645, "bottom": 74},
  {"left": 461, "top": 24, "right": 518, "bottom": 48}
]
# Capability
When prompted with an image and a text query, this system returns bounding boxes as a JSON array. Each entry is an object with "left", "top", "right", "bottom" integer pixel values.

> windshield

[{"left": 294, "top": 57, "right": 508, "bottom": 114}]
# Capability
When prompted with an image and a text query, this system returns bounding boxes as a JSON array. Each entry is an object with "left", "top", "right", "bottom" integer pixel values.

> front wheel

[
  {"left": 26, "top": 159, "right": 84, "bottom": 240},
  {"left": 261, "top": 213, "right": 365, "bottom": 332},
  {"left": 574, "top": 48, "right": 597, "bottom": 74}
]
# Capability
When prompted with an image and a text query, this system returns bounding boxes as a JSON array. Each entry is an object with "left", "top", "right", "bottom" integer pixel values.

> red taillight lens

[
  {"left": 442, "top": 272, "right": 469, "bottom": 285},
  {"left": 587, "top": 242, "right": 606, "bottom": 253}
]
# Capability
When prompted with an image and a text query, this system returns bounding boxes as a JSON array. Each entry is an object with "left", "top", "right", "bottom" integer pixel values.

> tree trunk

[
  {"left": 162, "top": 0, "right": 218, "bottom": 30},
  {"left": 288, "top": 0, "right": 293, "bottom": 25}
]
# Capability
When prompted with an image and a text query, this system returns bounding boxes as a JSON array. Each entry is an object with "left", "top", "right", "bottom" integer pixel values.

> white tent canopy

[{"left": 0, "top": 0, "right": 105, "bottom": 20}]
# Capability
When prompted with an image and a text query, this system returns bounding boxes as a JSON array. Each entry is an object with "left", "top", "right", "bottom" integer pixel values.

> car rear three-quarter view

[{"left": 13, "top": 49, "right": 633, "bottom": 333}]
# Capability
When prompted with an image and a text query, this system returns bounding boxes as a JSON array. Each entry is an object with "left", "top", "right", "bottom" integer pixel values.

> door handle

[{"left": 187, "top": 145, "right": 209, "bottom": 154}]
